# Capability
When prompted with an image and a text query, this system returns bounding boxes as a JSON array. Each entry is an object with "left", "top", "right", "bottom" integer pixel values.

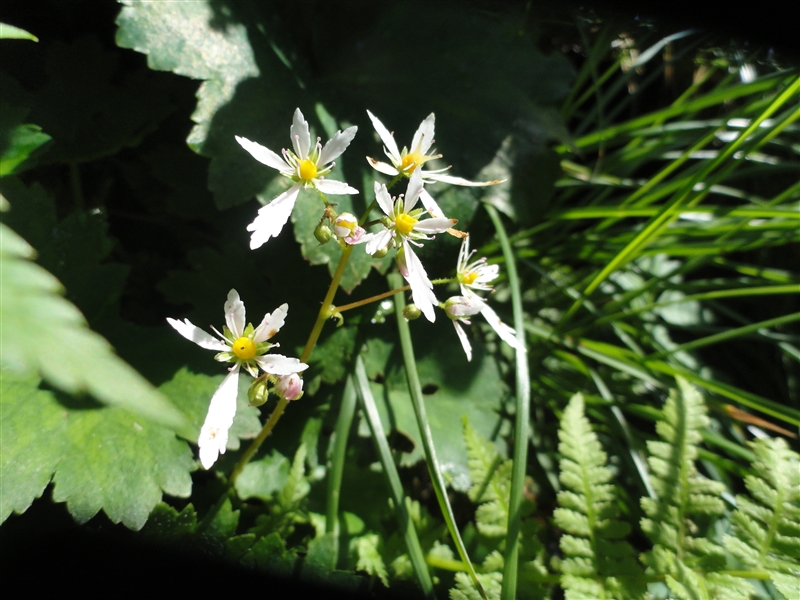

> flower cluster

[{"left": 167, "top": 290, "right": 307, "bottom": 469}]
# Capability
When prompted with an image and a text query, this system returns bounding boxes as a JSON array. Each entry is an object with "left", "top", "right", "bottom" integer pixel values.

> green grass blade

[
  {"left": 352, "top": 358, "right": 435, "bottom": 599},
  {"left": 484, "top": 204, "right": 531, "bottom": 600},
  {"left": 389, "top": 272, "right": 486, "bottom": 600}
]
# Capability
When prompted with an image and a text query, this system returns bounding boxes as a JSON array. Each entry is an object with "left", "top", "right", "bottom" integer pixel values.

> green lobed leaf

[
  {"left": 0, "top": 218, "right": 189, "bottom": 432},
  {"left": 1, "top": 369, "right": 193, "bottom": 529}
]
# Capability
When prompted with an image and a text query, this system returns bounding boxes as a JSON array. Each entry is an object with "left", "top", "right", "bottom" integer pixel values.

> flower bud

[
  {"left": 314, "top": 223, "right": 332, "bottom": 244},
  {"left": 276, "top": 373, "right": 303, "bottom": 401},
  {"left": 402, "top": 304, "right": 422, "bottom": 320},
  {"left": 248, "top": 378, "right": 270, "bottom": 407},
  {"left": 334, "top": 213, "right": 366, "bottom": 244},
  {"left": 445, "top": 295, "right": 483, "bottom": 320}
]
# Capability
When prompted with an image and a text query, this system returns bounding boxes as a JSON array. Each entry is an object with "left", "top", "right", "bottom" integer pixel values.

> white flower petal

[
  {"left": 447, "top": 295, "right": 484, "bottom": 318},
  {"left": 411, "top": 113, "right": 435, "bottom": 155},
  {"left": 367, "top": 157, "right": 400, "bottom": 177},
  {"left": 453, "top": 321, "right": 472, "bottom": 362},
  {"left": 365, "top": 229, "right": 393, "bottom": 255},
  {"left": 166, "top": 318, "right": 228, "bottom": 351},
  {"left": 224, "top": 289, "right": 246, "bottom": 338},
  {"left": 246, "top": 183, "right": 301, "bottom": 249},
  {"left": 373, "top": 181, "right": 394, "bottom": 217},
  {"left": 254, "top": 354, "right": 309, "bottom": 375},
  {"left": 235, "top": 136, "right": 289, "bottom": 173},
  {"left": 420, "top": 188, "right": 445, "bottom": 219},
  {"left": 315, "top": 178, "right": 359, "bottom": 195},
  {"left": 480, "top": 303, "right": 525, "bottom": 352},
  {"left": 198, "top": 364, "right": 240, "bottom": 469},
  {"left": 290, "top": 108, "right": 311, "bottom": 158},
  {"left": 367, "top": 110, "right": 401, "bottom": 162},
  {"left": 254, "top": 303, "right": 288, "bottom": 342},
  {"left": 401, "top": 243, "right": 437, "bottom": 322},
  {"left": 403, "top": 168, "right": 424, "bottom": 212},
  {"left": 319, "top": 126, "right": 357, "bottom": 165},
  {"left": 425, "top": 173, "right": 504, "bottom": 187},
  {"left": 414, "top": 217, "right": 457, "bottom": 235}
]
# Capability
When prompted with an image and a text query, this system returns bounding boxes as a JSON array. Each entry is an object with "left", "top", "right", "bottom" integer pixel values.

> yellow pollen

[
  {"left": 298, "top": 159, "right": 318, "bottom": 181},
  {"left": 232, "top": 337, "right": 257, "bottom": 360},
  {"left": 400, "top": 151, "right": 423, "bottom": 173},
  {"left": 460, "top": 271, "right": 479, "bottom": 285},
  {"left": 395, "top": 213, "right": 417, "bottom": 236}
]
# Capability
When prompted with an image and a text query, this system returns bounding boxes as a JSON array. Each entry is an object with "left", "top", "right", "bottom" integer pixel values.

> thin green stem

[
  {"left": 485, "top": 204, "right": 531, "bottom": 600},
  {"left": 390, "top": 272, "right": 487, "bottom": 600},
  {"left": 324, "top": 375, "right": 358, "bottom": 570},
  {"left": 353, "top": 357, "right": 435, "bottom": 599},
  {"left": 335, "top": 285, "right": 410, "bottom": 314},
  {"left": 229, "top": 396, "right": 289, "bottom": 485}
]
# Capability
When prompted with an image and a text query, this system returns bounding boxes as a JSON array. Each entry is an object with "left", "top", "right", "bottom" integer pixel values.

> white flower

[
  {"left": 236, "top": 108, "right": 359, "bottom": 249},
  {"left": 333, "top": 212, "right": 366, "bottom": 245},
  {"left": 167, "top": 289, "right": 307, "bottom": 469},
  {"left": 357, "top": 169, "right": 456, "bottom": 322},
  {"left": 366, "top": 110, "right": 503, "bottom": 189},
  {"left": 454, "top": 237, "right": 525, "bottom": 355},
  {"left": 444, "top": 295, "right": 485, "bottom": 361}
]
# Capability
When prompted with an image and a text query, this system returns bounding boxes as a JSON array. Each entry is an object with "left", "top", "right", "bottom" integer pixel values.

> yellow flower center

[
  {"left": 298, "top": 159, "right": 318, "bottom": 181},
  {"left": 460, "top": 271, "right": 479, "bottom": 285},
  {"left": 395, "top": 213, "right": 417, "bottom": 236},
  {"left": 400, "top": 151, "right": 423, "bottom": 173},
  {"left": 232, "top": 337, "right": 257, "bottom": 360}
]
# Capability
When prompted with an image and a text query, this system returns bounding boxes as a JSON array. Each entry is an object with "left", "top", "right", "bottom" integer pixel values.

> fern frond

[
  {"left": 641, "top": 378, "right": 735, "bottom": 599},
  {"left": 554, "top": 393, "right": 645, "bottom": 600},
  {"left": 463, "top": 416, "right": 512, "bottom": 537},
  {"left": 723, "top": 437, "right": 800, "bottom": 599}
]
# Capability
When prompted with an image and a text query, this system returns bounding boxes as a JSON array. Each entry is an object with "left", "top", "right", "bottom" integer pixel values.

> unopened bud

[
  {"left": 403, "top": 304, "right": 422, "bottom": 320},
  {"left": 276, "top": 373, "right": 304, "bottom": 401},
  {"left": 314, "top": 223, "right": 332, "bottom": 244},
  {"left": 445, "top": 295, "right": 483, "bottom": 320},
  {"left": 248, "top": 379, "right": 270, "bottom": 407}
]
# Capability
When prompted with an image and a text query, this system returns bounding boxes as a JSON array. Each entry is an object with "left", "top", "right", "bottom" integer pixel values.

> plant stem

[
  {"left": 390, "top": 272, "right": 487, "bottom": 600},
  {"left": 229, "top": 245, "right": 355, "bottom": 484},
  {"left": 485, "top": 203, "right": 530, "bottom": 600},
  {"left": 335, "top": 285, "right": 410, "bottom": 314}
]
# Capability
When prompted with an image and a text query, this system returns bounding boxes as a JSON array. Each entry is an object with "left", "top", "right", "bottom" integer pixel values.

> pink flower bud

[
  {"left": 276, "top": 373, "right": 303, "bottom": 401},
  {"left": 445, "top": 295, "right": 483, "bottom": 320}
]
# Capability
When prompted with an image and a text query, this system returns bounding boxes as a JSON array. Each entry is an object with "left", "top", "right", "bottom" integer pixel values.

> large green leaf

[
  {"left": 0, "top": 219, "right": 189, "bottom": 432},
  {"left": 0, "top": 370, "right": 193, "bottom": 529}
]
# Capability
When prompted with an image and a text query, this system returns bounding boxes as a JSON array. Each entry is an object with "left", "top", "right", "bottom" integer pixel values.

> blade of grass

[
  {"left": 352, "top": 358, "right": 435, "bottom": 599},
  {"left": 484, "top": 204, "right": 531, "bottom": 600},
  {"left": 325, "top": 374, "right": 358, "bottom": 567},
  {"left": 388, "top": 272, "right": 487, "bottom": 600}
]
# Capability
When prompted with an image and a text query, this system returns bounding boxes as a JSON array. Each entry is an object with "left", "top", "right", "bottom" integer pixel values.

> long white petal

[
  {"left": 411, "top": 113, "right": 435, "bottom": 155},
  {"left": 235, "top": 136, "right": 290, "bottom": 173},
  {"left": 404, "top": 168, "right": 424, "bottom": 212},
  {"left": 254, "top": 303, "right": 288, "bottom": 342},
  {"left": 366, "top": 157, "right": 400, "bottom": 177},
  {"left": 425, "top": 173, "right": 504, "bottom": 187},
  {"left": 319, "top": 126, "right": 357, "bottom": 165},
  {"left": 480, "top": 303, "right": 525, "bottom": 352},
  {"left": 366, "top": 110, "right": 401, "bottom": 162},
  {"left": 166, "top": 318, "right": 228, "bottom": 351},
  {"left": 315, "top": 178, "right": 359, "bottom": 195},
  {"left": 373, "top": 181, "right": 394, "bottom": 217},
  {"left": 402, "top": 244, "right": 437, "bottom": 322},
  {"left": 246, "top": 183, "right": 301, "bottom": 249},
  {"left": 254, "top": 354, "right": 309, "bottom": 375},
  {"left": 290, "top": 108, "right": 311, "bottom": 158},
  {"left": 198, "top": 365, "right": 240, "bottom": 469},
  {"left": 414, "top": 217, "right": 457, "bottom": 235},
  {"left": 224, "top": 289, "right": 246, "bottom": 338},
  {"left": 420, "top": 188, "right": 445, "bottom": 219},
  {"left": 453, "top": 321, "right": 472, "bottom": 362},
  {"left": 365, "top": 229, "right": 393, "bottom": 255}
]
